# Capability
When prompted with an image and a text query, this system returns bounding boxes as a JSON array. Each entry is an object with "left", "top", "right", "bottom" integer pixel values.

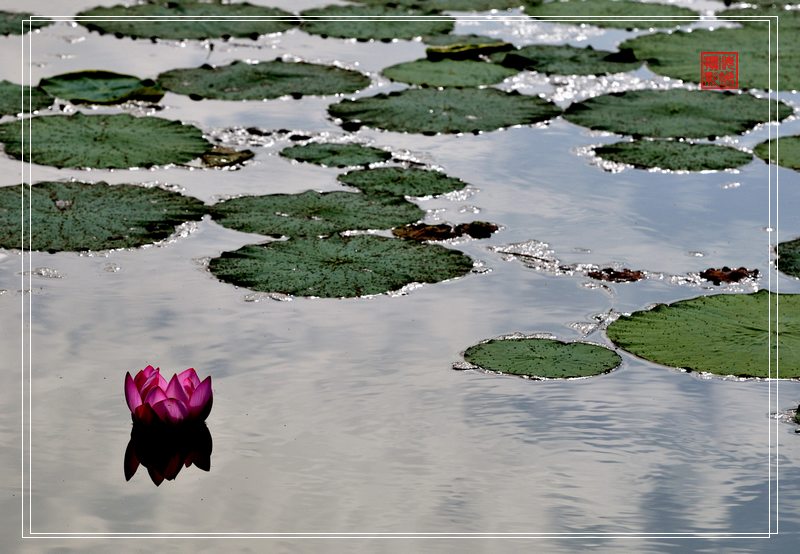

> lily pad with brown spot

[
  {"left": 280, "top": 142, "right": 391, "bottom": 167},
  {"left": 587, "top": 267, "right": 644, "bottom": 283},
  {"left": 38, "top": 71, "right": 165, "bottom": 105},
  {"left": 0, "top": 113, "right": 210, "bottom": 169},
  {"left": 77, "top": 3, "right": 298, "bottom": 41},
  {"left": 208, "top": 234, "right": 474, "bottom": 297},
  {"left": 564, "top": 89, "right": 791, "bottom": 139},
  {"left": 0, "top": 181, "right": 207, "bottom": 252},
  {"left": 699, "top": 266, "right": 759, "bottom": 286},
  {"left": 158, "top": 60, "right": 370, "bottom": 101},
  {"left": 393, "top": 221, "right": 499, "bottom": 241},
  {"left": 329, "top": 88, "right": 562, "bottom": 134},
  {"left": 463, "top": 337, "right": 622, "bottom": 379},
  {"left": 210, "top": 190, "right": 424, "bottom": 238},
  {"left": 300, "top": 5, "right": 453, "bottom": 41},
  {"left": 606, "top": 290, "right": 800, "bottom": 378}
]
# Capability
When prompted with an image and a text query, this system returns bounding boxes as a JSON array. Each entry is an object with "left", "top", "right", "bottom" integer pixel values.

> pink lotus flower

[{"left": 125, "top": 365, "right": 212, "bottom": 425}]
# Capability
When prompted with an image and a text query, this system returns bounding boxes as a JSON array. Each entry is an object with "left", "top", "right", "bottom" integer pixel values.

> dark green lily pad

[
  {"left": 208, "top": 234, "right": 473, "bottom": 297},
  {"left": 563, "top": 89, "right": 791, "bottom": 139},
  {"left": 329, "top": 88, "right": 562, "bottom": 134},
  {"left": 594, "top": 140, "right": 753, "bottom": 171},
  {"left": 38, "top": 71, "right": 164, "bottom": 105},
  {"left": 280, "top": 143, "right": 391, "bottom": 167},
  {"left": 0, "top": 113, "right": 210, "bottom": 169},
  {"left": 157, "top": 60, "right": 370, "bottom": 101},
  {"left": 338, "top": 167, "right": 466, "bottom": 197},
  {"left": 777, "top": 238, "right": 800, "bottom": 279},
  {"left": 424, "top": 34, "right": 514, "bottom": 61},
  {"left": 210, "top": 190, "right": 423, "bottom": 238},
  {"left": 77, "top": 3, "right": 297, "bottom": 41},
  {"left": 463, "top": 337, "right": 622, "bottom": 378},
  {"left": 607, "top": 290, "right": 800, "bottom": 378},
  {"left": 0, "top": 181, "right": 206, "bottom": 252},
  {"left": 493, "top": 44, "right": 641, "bottom": 76},
  {"left": 754, "top": 136, "right": 800, "bottom": 171},
  {"left": 300, "top": 5, "right": 453, "bottom": 41},
  {"left": 0, "top": 11, "right": 52, "bottom": 35},
  {"left": 383, "top": 58, "right": 518, "bottom": 87},
  {"left": 353, "top": 0, "right": 526, "bottom": 11},
  {"left": 623, "top": 7, "right": 799, "bottom": 91},
  {"left": 0, "top": 80, "right": 52, "bottom": 116},
  {"left": 524, "top": 0, "right": 697, "bottom": 29}
]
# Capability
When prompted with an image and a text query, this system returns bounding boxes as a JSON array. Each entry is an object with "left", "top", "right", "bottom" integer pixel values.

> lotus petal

[
  {"left": 134, "top": 365, "right": 157, "bottom": 389},
  {"left": 125, "top": 372, "right": 142, "bottom": 413},
  {"left": 188, "top": 376, "right": 212, "bottom": 421},
  {"left": 123, "top": 440, "right": 139, "bottom": 481},
  {"left": 165, "top": 374, "right": 190, "bottom": 406},
  {"left": 134, "top": 403, "right": 156, "bottom": 425},
  {"left": 147, "top": 466, "right": 164, "bottom": 486},
  {"left": 178, "top": 367, "right": 201, "bottom": 394},
  {"left": 144, "top": 386, "right": 167, "bottom": 406},
  {"left": 152, "top": 398, "right": 189, "bottom": 425}
]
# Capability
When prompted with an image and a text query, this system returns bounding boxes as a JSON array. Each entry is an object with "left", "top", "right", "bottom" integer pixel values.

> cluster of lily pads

[{"left": 0, "top": 1, "right": 798, "bottom": 387}]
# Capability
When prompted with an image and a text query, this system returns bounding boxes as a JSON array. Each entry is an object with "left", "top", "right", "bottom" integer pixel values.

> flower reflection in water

[{"left": 124, "top": 422, "right": 213, "bottom": 486}]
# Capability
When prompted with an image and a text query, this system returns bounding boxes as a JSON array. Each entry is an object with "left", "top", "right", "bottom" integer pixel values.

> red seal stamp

[{"left": 700, "top": 51, "right": 738, "bottom": 90}]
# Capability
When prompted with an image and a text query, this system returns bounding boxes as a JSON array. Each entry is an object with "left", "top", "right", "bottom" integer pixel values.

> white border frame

[{"left": 18, "top": 12, "right": 782, "bottom": 540}]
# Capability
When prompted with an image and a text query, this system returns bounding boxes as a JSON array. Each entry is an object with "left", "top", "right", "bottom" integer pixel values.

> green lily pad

[
  {"left": 383, "top": 58, "right": 518, "bottom": 87},
  {"left": 563, "top": 89, "right": 791, "bottom": 139},
  {"left": 623, "top": 7, "right": 799, "bottom": 91},
  {"left": 777, "top": 238, "right": 800, "bottom": 278},
  {"left": 353, "top": 0, "right": 526, "bottom": 11},
  {"left": 0, "top": 181, "right": 206, "bottom": 252},
  {"left": 300, "top": 5, "right": 453, "bottom": 41},
  {"left": 424, "top": 34, "right": 514, "bottom": 61},
  {"left": 524, "top": 0, "right": 698, "bottom": 29},
  {"left": 208, "top": 234, "right": 474, "bottom": 297},
  {"left": 754, "top": 135, "right": 800, "bottom": 171},
  {"left": 493, "top": 44, "right": 641, "bottom": 76},
  {"left": 329, "top": 88, "right": 562, "bottom": 134},
  {"left": 594, "top": 140, "right": 753, "bottom": 171},
  {"left": 0, "top": 113, "right": 210, "bottom": 169},
  {"left": 280, "top": 143, "right": 391, "bottom": 167},
  {"left": 338, "top": 167, "right": 467, "bottom": 197},
  {"left": 77, "top": 3, "right": 297, "bottom": 41},
  {"left": 157, "top": 60, "right": 370, "bottom": 101},
  {"left": 606, "top": 290, "right": 800, "bottom": 378},
  {"left": 210, "top": 190, "right": 423, "bottom": 238},
  {"left": 463, "top": 337, "right": 622, "bottom": 379},
  {"left": 38, "top": 71, "right": 164, "bottom": 105},
  {"left": 0, "top": 11, "right": 52, "bottom": 35},
  {"left": 0, "top": 80, "right": 52, "bottom": 116}
]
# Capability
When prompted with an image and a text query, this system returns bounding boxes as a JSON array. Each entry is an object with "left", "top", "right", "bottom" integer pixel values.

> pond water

[{"left": 1, "top": 0, "right": 800, "bottom": 552}]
